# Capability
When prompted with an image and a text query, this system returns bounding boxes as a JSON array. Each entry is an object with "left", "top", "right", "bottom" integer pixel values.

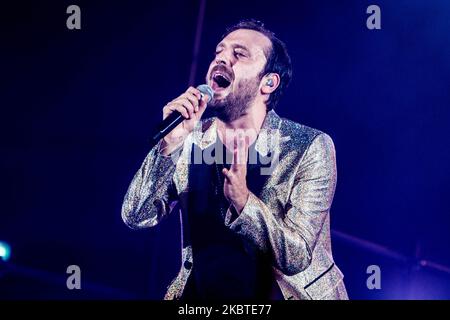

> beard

[{"left": 208, "top": 77, "right": 259, "bottom": 123}]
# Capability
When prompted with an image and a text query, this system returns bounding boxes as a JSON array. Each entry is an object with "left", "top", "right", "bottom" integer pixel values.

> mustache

[{"left": 210, "top": 65, "right": 234, "bottom": 82}]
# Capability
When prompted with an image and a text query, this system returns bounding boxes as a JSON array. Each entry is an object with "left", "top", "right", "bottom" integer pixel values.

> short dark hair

[{"left": 222, "top": 19, "right": 292, "bottom": 110}]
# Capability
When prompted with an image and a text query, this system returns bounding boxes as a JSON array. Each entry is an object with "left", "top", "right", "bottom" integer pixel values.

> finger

[
  {"left": 230, "top": 139, "right": 248, "bottom": 174},
  {"left": 163, "top": 103, "right": 185, "bottom": 119},
  {"left": 165, "top": 103, "right": 189, "bottom": 119},
  {"left": 187, "top": 87, "right": 210, "bottom": 111},
  {"left": 222, "top": 167, "right": 236, "bottom": 183},
  {"left": 236, "top": 134, "right": 245, "bottom": 163},
  {"left": 184, "top": 92, "right": 200, "bottom": 112},
  {"left": 231, "top": 149, "right": 240, "bottom": 172},
  {"left": 172, "top": 97, "right": 195, "bottom": 118},
  {"left": 196, "top": 93, "right": 210, "bottom": 116},
  {"left": 187, "top": 87, "right": 202, "bottom": 100},
  {"left": 238, "top": 133, "right": 249, "bottom": 166},
  {"left": 233, "top": 134, "right": 247, "bottom": 165}
]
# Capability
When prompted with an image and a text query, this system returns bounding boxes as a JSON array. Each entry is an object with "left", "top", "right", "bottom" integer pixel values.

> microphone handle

[{"left": 152, "top": 111, "right": 184, "bottom": 142}]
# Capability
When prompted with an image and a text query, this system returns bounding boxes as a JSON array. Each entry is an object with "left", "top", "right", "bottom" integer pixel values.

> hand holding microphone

[{"left": 157, "top": 85, "right": 213, "bottom": 155}]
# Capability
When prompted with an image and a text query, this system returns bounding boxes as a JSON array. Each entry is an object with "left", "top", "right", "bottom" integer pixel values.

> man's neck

[{"left": 216, "top": 103, "right": 267, "bottom": 148}]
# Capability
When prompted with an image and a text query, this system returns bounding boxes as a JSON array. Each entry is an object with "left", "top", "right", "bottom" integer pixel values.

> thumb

[
  {"left": 222, "top": 168, "right": 232, "bottom": 182},
  {"left": 197, "top": 94, "right": 210, "bottom": 113}
]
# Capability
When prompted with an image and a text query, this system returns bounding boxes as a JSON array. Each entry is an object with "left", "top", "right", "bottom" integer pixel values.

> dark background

[{"left": 1, "top": 0, "right": 449, "bottom": 299}]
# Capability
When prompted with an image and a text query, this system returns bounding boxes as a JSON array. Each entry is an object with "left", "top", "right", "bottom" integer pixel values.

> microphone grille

[{"left": 197, "top": 84, "right": 214, "bottom": 103}]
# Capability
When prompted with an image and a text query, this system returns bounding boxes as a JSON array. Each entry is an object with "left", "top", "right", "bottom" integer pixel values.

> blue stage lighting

[{"left": 0, "top": 241, "right": 11, "bottom": 262}]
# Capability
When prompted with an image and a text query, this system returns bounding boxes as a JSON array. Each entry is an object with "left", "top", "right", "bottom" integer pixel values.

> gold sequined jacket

[{"left": 122, "top": 110, "right": 348, "bottom": 300}]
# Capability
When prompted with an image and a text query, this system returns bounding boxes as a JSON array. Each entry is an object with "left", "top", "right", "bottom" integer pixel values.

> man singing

[{"left": 122, "top": 19, "right": 348, "bottom": 300}]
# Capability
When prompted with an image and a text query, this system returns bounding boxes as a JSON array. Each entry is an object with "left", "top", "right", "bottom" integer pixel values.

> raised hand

[{"left": 222, "top": 134, "right": 250, "bottom": 213}]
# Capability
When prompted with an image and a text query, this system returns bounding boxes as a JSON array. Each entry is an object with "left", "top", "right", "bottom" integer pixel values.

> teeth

[{"left": 213, "top": 72, "right": 230, "bottom": 82}]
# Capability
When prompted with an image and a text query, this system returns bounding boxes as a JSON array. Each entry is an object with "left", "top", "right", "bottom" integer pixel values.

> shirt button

[{"left": 184, "top": 261, "right": 192, "bottom": 270}]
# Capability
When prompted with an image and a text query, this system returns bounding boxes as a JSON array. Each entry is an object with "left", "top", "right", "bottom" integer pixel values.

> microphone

[{"left": 152, "top": 84, "right": 214, "bottom": 143}]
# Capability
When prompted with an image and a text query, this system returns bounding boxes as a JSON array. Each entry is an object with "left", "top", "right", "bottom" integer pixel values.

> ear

[{"left": 260, "top": 73, "right": 280, "bottom": 94}]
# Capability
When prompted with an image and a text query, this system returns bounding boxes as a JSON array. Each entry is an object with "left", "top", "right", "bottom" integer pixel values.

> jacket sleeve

[
  {"left": 226, "top": 133, "right": 337, "bottom": 276},
  {"left": 121, "top": 141, "right": 181, "bottom": 229}
]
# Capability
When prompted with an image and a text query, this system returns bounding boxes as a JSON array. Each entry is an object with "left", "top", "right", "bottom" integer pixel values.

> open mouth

[{"left": 212, "top": 72, "right": 232, "bottom": 90}]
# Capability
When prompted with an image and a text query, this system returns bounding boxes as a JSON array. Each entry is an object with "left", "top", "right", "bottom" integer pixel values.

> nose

[
  {"left": 215, "top": 49, "right": 233, "bottom": 67},
  {"left": 215, "top": 55, "right": 229, "bottom": 68},
  {"left": 215, "top": 58, "right": 226, "bottom": 66}
]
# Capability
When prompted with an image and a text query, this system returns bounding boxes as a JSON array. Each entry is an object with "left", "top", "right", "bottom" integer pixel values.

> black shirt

[{"left": 180, "top": 137, "right": 281, "bottom": 300}]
